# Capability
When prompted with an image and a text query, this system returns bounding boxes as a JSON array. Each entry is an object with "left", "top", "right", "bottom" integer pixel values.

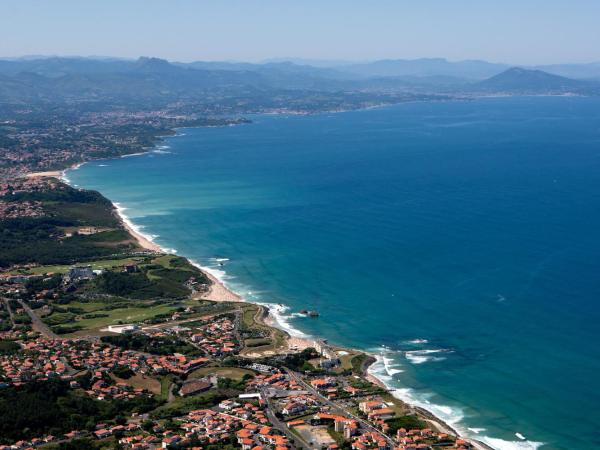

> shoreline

[
  {"left": 53, "top": 126, "right": 503, "bottom": 450},
  {"left": 110, "top": 195, "right": 323, "bottom": 355},
  {"left": 117, "top": 205, "right": 163, "bottom": 253},
  {"left": 108, "top": 190, "right": 493, "bottom": 449},
  {"left": 112, "top": 199, "right": 244, "bottom": 303}
]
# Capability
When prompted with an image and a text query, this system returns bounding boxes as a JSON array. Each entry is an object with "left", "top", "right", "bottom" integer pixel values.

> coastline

[
  {"left": 117, "top": 205, "right": 163, "bottom": 253},
  {"left": 53, "top": 128, "right": 502, "bottom": 450},
  {"left": 107, "top": 188, "right": 494, "bottom": 450},
  {"left": 197, "top": 269, "right": 244, "bottom": 303},
  {"left": 111, "top": 198, "right": 322, "bottom": 355},
  {"left": 112, "top": 198, "right": 243, "bottom": 303}
]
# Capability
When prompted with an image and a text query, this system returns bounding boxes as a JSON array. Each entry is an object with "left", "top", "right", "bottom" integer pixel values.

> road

[
  {"left": 284, "top": 368, "right": 396, "bottom": 448},
  {"left": 16, "top": 299, "right": 60, "bottom": 339},
  {"left": 260, "top": 386, "right": 312, "bottom": 450},
  {"left": 168, "top": 382, "right": 177, "bottom": 402},
  {"left": 2, "top": 297, "right": 15, "bottom": 326}
]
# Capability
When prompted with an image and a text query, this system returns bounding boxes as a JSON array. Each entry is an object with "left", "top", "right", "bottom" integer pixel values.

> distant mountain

[
  {"left": 476, "top": 67, "right": 593, "bottom": 93},
  {"left": 1, "top": 57, "right": 598, "bottom": 107},
  {"left": 533, "top": 62, "right": 600, "bottom": 80},
  {"left": 336, "top": 58, "right": 509, "bottom": 80},
  {"left": 185, "top": 60, "right": 355, "bottom": 85},
  {"left": 4, "top": 56, "right": 600, "bottom": 82},
  {"left": 260, "top": 57, "right": 356, "bottom": 67},
  {"left": 260, "top": 57, "right": 600, "bottom": 82},
  {"left": 0, "top": 57, "right": 273, "bottom": 104},
  {"left": 0, "top": 56, "right": 133, "bottom": 77}
]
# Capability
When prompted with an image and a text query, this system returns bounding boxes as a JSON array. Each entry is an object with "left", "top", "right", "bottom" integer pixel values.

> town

[{"left": 0, "top": 304, "right": 468, "bottom": 450}]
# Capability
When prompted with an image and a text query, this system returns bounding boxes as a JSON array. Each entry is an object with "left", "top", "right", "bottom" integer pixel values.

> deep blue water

[{"left": 68, "top": 97, "right": 600, "bottom": 450}]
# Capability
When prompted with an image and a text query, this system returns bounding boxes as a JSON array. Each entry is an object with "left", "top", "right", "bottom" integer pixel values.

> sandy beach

[
  {"left": 113, "top": 198, "right": 244, "bottom": 302},
  {"left": 120, "top": 216, "right": 164, "bottom": 252},
  {"left": 26, "top": 162, "right": 86, "bottom": 181},
  {"left": 287, "top": 335, "right": 319, "bottom": 351},
  {"left": 26, "top": 170, "right": 63, "bottom": 178},
  {"left": 197, "top": 270, "right": 243, "bottom": 302}
]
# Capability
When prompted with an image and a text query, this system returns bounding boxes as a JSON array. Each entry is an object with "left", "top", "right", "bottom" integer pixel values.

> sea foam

[
  {"left": 368, "top": 351, "right": 466, "bottom": 428},
  {"left": 255, "top": 302, "right": 311, "bottom": 338},
  {"left": 405, "top": 348, "right": 451, "bottom": 364},
  {"left": 481, "top": 437, "right": 545, "bottom": 450}
]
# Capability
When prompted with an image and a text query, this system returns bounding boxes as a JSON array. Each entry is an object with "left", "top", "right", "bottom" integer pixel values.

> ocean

[{"left": 67, "top": 97, "right": 600, "bottom": 450}]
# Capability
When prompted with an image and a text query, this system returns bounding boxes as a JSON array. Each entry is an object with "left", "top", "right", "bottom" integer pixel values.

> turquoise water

[{"left": 68, "top": 97, "right": 600, "bottom": 450}]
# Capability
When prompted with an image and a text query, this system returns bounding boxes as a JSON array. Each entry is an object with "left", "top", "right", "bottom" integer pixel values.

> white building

[{"left": 106, "top": 324, "right": 139, "bottom": 334}]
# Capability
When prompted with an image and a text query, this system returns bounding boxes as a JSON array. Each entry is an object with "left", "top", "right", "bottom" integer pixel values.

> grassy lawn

[
  {"left": 46, "top": 296, "right": 221, "bottom": 337},
  {"left": 152, "top": 255, "right": 182, "bottom": 269},
  {"left": 331, "top": 348, "right": 367, "bottom": 374},
  {"left": 349, "top": 352, "right": 370, "bottom": 374},
  {"left": 49, "top": 299, "right": 182, "bottom": 335},
  {"left": 160, "top": 375, "right": 174, "bottom": 401},
  {"left": 151, "top": 389, "right": 231, "bottom": 419},
  {"left": 240, "top": 303, "right": 288, "bottom": 356},
  {"left": 188, "top": 366, "right": 255, "bottom": 381},
  {"left": 111, "top": 373, "right": 161, "bottom": 395},
  {"left": 75, "top": 303, "right": 176, "bottom": 329},
  {"left": 241, "top": 304, "right": 260, "bottom": 329},
  {"left": 380, "top": 392, "right": 409, "bottom": 416},
  {"left": 8, "top": 256, "right": 147, "bottom": 275},
  {"left": 241, "top": 334, "right": 287, "bottom": 355},
  {"left": 244, "top": 338, "right": 272, "bottom": 347}
]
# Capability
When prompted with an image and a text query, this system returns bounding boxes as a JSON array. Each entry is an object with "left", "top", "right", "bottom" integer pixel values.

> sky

[{"left": 1, "top": 0, "right": 600, "bottom": 65}]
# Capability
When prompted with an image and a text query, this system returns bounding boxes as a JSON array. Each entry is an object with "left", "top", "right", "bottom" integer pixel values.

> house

[
  {"left": 344, "top": 386, "right": 361, "bottom": 395},
  {"left": 94, "top": 429, "right": 112, "bottom": 439},
  {"left": 219, "top": 399, "right": 240, "bottom": 410},
  {"left": 106, "top": 324, "right": 140, "bottom": 334},
  {"left": 282, "top": 401, "right": 307, "bottom": 415},
  {"left": 179, "top": 379, "right": 212, "bottom": 397},
  {"left": 310, "top": 378, "right": 334, "bottom": 390},
  {"left": 124, "top": 264, "right": 139, "bottom": 273},
  {"left": 368, "top": 407, "right": 395, "bottom": 420},
  {"left": 162, "top": 436, "right": 183, "bottom": 448},
  {"left": 359, "top": 399, "right": 386, "bottom": 413},
  {"left": 240, "top": 438, "right": 254, "bottom": 450},
  {"left": 287, "top": 420, "right": 305, "bottom": 428},
  {"left": 319, "top": 358, "right": 340, "bottom": 369},
  {"left": 65, "top": 266, "right": 95, "bottom": 282},
  {"left": 63, "top": 431, "right": 83, "bottom": 440}
]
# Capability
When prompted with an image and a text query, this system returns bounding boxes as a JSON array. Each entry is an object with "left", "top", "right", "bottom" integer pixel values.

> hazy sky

[{"left": 1, "top": 0, "right": 599, "bottom": 64}]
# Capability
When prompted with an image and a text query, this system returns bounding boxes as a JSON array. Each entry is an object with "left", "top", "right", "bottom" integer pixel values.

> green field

[
  {"left": 44, "top": 298, "right": 201, "bottom": 335},
  {"left": 72, "top": 303, "right": 176, "bottom": 329},
  {"left": 151, "top": 389, "right": 230, "bottom": 419},
  {"left": 244, "top": 338, "right": 272, "bottom": 348},
  {"left": 8, "top": 256, "right": 147, "bottom": 275}
]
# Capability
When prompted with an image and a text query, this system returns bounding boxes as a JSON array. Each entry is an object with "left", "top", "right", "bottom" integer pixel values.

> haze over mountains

[{"left": 1, "top": 56, "right": 599, "bottom": 107}]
